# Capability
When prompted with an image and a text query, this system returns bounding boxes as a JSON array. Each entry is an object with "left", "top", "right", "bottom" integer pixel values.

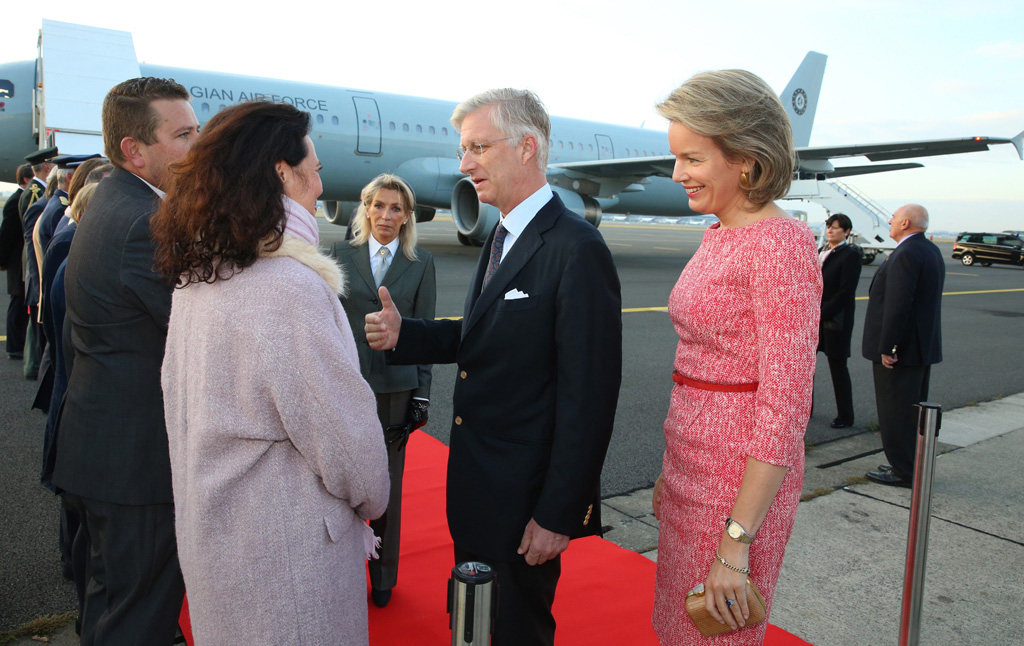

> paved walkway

[{"left": 9, "top": 395, "right": 1024, "bottom": 644}]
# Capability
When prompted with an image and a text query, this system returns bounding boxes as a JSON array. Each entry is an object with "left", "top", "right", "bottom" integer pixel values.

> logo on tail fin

[{"left": 792, "top": 89, "right": 807, "bottom": 115}]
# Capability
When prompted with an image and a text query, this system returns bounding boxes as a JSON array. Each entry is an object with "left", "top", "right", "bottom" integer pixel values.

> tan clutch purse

[{"left": 685, "top": 578, "right": 767, "bottom": 637}]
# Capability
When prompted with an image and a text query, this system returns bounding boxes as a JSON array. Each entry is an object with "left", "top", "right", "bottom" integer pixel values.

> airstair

[{"left": 786, "top": 178, "right": 895, "bottom": 263}]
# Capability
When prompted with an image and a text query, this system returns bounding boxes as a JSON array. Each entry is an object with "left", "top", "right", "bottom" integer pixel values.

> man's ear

[
  {"left": 520, "top": 134, "right": 538, "bottom": 165},
  {"left": 120, "top": 137, "right": 145, "bottom": 172}
]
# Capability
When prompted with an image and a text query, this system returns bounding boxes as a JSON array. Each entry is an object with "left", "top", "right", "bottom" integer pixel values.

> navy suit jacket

[
  {"left": 53, "top": 168, "right": 175, "bottom": 504},
  {"left": 390, "top": 194, "right": 622, "bottom": 562},
  {"left": 861, "top": 233, "right": 945, "bottom": 366}
]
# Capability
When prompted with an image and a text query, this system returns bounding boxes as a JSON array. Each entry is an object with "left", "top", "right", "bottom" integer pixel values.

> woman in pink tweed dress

[{"left": 650, "top": 70, "right": 822, "bottom": 645}]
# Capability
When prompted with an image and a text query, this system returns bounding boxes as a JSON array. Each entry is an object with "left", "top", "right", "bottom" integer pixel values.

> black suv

[{"left": 951, "top": 232, "right": 1024, "bottom": 268}]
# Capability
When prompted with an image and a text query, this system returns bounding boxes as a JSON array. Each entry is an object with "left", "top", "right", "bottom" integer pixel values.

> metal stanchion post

[{"left": 898, "top": 402, "right": 942, "bottom": 646}]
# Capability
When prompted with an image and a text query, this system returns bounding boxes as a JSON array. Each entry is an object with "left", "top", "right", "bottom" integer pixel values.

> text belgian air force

[{"left": 189, "top": 86, "right": 328, "bottom": 112}]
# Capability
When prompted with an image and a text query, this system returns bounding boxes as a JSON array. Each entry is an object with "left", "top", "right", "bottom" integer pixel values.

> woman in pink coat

[
  {"left": 153, "top": 101, "right": 389, "bottom": 645},
  {"left": 650, "top": 70, "right": 821, "bottom": 645}
]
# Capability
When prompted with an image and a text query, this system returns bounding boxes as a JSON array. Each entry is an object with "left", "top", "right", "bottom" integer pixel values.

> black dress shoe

[
  {"left": 830, "top": 418, "right": 854, "bottom": 429},
  {"left": 371, "top": 587, "right": 392, "bottom": 608},
  {"left": 866, "top": 470, "right": 912, "bottom": 488},
  {"left": 7, "top": 353, "right": 23, "bottom": 360}
]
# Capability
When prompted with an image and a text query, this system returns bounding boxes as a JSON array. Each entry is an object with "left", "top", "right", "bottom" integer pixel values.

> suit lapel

[
  {"left": 344, "top": 245, "right": 376, "bottom": 293},
  {"left": 382, "top": 251, "right": 413, "bottom": 287},
  {"left": 462, "top": 196, "right": 562, "bottom": 339}
]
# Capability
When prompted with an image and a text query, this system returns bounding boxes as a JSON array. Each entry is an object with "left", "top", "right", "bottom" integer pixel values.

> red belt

[{"left": 672, "top": 370, "right": 758, "bottom": 392}]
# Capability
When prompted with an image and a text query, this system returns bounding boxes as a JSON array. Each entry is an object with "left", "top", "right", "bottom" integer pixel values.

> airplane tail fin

[
  {"left": 1011, "top": 129, "right": 1023, "bottom": 160},
  {"left": 781, "top": 52, "right": 827, "bottom": 148}
]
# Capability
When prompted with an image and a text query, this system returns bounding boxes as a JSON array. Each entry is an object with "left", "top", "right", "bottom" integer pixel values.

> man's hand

[
  {"left": 365, "top": 286, "right": 401, "bottom": 351},
  {"left": 517, "top": 518, "right": 569, "bottom": 566},
  {"left": 881, "top": 353, "right": 898, "bottom": 369}
]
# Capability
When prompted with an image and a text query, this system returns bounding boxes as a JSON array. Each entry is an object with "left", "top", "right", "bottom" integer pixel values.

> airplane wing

[
  {"left": 550, "top": 130, "right": 1023, "bottom": 191},
  {"left": 798, "top": 134, "right": 1024, "bottom": 162}
]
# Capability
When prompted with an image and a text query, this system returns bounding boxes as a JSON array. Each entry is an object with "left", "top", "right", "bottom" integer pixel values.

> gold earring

[{"left": 739, "top": 171, "right": 751, "bottom": 190}]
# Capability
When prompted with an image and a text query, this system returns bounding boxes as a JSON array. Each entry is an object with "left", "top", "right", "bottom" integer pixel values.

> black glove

[{"left": 408, "top": 399, "right": 429, "bottom": 430}]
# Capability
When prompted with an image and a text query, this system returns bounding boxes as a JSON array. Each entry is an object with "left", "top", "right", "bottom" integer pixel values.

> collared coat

[{"left": 161, "top": 235, "right": 389, "bottom": 645}]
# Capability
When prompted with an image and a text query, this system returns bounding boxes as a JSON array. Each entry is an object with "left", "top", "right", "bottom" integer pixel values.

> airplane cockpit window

[{"left": 0, "top": 80, "right": 12, "bottom": 98}]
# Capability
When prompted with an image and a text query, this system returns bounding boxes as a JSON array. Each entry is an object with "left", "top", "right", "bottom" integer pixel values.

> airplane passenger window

[
  {"left": 569, "top": 142, "right": 574, "bottom": 150},
  {"left": 403, "top": 123, "right": 409, "bottom": 132},
  {"left": 559, "top": 141, "right": 564, "bottom": 148},
  {"left": 389, "top": 122, "right": 396, "bottom": 131},
  {"left": 430, "top": 126, "right": 436, "bottom": 135},
  {"left": 441, "top": 127, "right": 448, "bottom": 136},
  {"left": 317, "top": 114, "right": 324, "bottom": 124},
  {"left": 416, "top": 125, "right": 422, "bottom": 134},
  {"left": 332, "top": 116, "right": 339, "bottom": 125},
  {"left": 588, "top": 144, "right": 594, "bottom": 152},
  {"left": 201, "top": 103, "right": 210, "bottom": 113},
  {"left": 0, "top": 80, "right": 12, "bottom": 98}
]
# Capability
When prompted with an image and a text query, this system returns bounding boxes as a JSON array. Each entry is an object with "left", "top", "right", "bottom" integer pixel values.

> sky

[{"left": 1, "top": 0, "right": 1021, "bottom": 232}]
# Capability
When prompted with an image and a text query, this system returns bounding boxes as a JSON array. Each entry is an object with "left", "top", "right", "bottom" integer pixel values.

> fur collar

[{"left": 263, "top": 235, "right": 348, "bottom": 297}]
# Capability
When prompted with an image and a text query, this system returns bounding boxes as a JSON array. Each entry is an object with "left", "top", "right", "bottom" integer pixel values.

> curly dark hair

[{"left": 152, "top": 101, "right": 312, "bottom": 286}]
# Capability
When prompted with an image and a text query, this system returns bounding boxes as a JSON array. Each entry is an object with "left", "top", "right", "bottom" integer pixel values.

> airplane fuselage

[{"left": 0, "top": 60, "right": 689, "bottom": 225}]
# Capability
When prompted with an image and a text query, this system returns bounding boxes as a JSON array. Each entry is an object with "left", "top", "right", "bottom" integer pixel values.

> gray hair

[
  {"left": 350, "top": 173, "right": 420, "bottom": 261},
  {"left": 657, "top": 69, "right": 795, "bottom": 208},
  {"left": 57, "top": 167, "right": 73, "bottom": 190},
  {"left": 451, "top": 88, "right": 551, "bottom": 170},
  {"left": 44, "top": 166, "right": 60, "bottom": 198}
]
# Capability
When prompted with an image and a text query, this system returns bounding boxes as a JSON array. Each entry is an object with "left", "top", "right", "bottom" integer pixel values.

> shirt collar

[
  {"left": 896, "top": 231, "right": 922, "bottom": 247},
  {"left": 131, "top": 173, "right": 166, "bottom": 199},
  {"left": 369, "top": 234, "right": 401, "bottom": 259},
  {"left": 499, "top": 184, "right": 553, "bottom": 236}
]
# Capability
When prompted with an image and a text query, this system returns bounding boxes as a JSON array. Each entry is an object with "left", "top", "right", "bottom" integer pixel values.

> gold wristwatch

[{"left": 725, "top": 517, "right": 754, "bottom": 544}]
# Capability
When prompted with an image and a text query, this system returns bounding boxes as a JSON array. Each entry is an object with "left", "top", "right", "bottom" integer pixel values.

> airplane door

[
  {"left": 352, "top": 96, "right": 381, "bottom": 155},
  {"left": 595, "top": 134, "right": 614, "bottom": 159}
]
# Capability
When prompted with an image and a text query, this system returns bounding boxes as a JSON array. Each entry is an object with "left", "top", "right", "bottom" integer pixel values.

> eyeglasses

[{"left": 456, "top": 136, "right": 520, "bottom": 160}]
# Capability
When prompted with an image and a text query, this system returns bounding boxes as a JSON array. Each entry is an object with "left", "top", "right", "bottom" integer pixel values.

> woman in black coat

[{"left": 818, "top": 213, "right": 862, "bottom": 428}]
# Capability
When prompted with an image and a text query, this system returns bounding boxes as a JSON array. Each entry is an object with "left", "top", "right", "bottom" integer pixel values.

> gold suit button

[
  {"left": 455, "top": 416, "right": 463, "bottom": 425},
  {"left": 460, "top": 370, "right": 467, "bottom": 379}
]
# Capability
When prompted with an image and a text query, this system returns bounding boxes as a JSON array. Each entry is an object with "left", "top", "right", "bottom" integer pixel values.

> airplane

[{"left": 1, "top": 20, "right": 1021, "bottom": 254}]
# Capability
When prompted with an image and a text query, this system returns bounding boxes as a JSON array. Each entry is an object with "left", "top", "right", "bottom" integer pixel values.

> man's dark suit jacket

[
  {"left": 331, "top": 241, "right": 435, "bottom": 397},
  {"left": 818, "top": 243, "right": 861, "bottom": 358},
  {"left": 390, "top": 194, "right": 622, "bottom": 562},
  {"left": 0, "top": 188, "right": 24, "bottom": 295},
  {"left": 53, "top": 168, "right": 175, "bottom": 505},
  {"left": 861, "top": 233, "right": 944, "bottom": 366}
]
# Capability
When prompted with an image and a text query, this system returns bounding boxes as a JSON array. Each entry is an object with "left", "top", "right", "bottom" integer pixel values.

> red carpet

[{"left": 180, "top": 432, "right": 811, "bottom": 645}]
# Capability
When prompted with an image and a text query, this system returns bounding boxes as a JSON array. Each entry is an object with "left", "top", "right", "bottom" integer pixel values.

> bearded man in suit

[{"left": 366, "top": 88, "right": 622, "bottom": 645}]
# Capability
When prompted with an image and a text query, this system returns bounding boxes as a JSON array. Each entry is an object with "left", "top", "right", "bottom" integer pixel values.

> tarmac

[{"left": 6, "top": 395, "right": 1024, "bottom": 645}]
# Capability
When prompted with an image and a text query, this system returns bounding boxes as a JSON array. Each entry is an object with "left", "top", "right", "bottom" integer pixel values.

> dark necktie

[{"left": 481, "top": 223, "right": 507, "bottom": 290}]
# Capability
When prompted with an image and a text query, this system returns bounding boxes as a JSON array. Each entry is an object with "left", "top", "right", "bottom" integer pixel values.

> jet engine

[
  {"left": 323, "top": 200, "right": 361, "bottom": 226},
  {"left": 450, "top": 179, "right": 604, "bottom": 246}
]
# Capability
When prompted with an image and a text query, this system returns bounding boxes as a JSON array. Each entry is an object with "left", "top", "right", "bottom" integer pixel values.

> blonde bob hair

[
  {"left": 68, "top": 182, "right": 99, "bottom": 224},
  {"left": 350, "top": 173, "right": 419, "bottom": 261},
  {"left": 656, "top": 69, "right": 795, "bottom": 208}
]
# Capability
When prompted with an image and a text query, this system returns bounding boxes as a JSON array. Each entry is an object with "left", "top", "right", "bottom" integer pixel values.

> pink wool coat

[{"left": 161, "top": 235, "right": 389, "bottom": 645}]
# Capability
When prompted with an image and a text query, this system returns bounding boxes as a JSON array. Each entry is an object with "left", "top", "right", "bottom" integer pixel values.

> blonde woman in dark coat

[{"left": 329, "top": 173, "right": 436, "bottom": 608}]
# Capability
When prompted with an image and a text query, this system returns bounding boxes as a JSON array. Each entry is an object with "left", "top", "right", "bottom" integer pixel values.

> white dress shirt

[{"left": 496, "top": 184, "right": 554, "bottom": 263}]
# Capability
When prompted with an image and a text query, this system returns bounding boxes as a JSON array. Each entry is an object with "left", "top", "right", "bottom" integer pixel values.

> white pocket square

[{"left": 504, "top": 289, "right": 529, "bottom": 300}]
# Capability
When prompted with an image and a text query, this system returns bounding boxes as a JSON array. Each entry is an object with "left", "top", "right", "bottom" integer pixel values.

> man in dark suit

[
  {"left": 367, "top": 89, "right": 622, "bottom": 645},
  {"left": 862, "top": 204, "right": 944, "bottom": 487},
  {"left": 53, "top": 77, "right": 199, "bottom": 644},
  {"left": 0, "top": 163, "right": 33, "bottom": 359},
  {"left": 20, "top": 151, "right": 58, "bottom": 379}
]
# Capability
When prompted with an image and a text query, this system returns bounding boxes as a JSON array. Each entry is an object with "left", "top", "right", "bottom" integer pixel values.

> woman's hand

[
  {"left": 704, "top": 539, "right": 750, "bottom": 631},
  {"left": 652, "top": 474, "right": 664, "bottom": 521}
]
